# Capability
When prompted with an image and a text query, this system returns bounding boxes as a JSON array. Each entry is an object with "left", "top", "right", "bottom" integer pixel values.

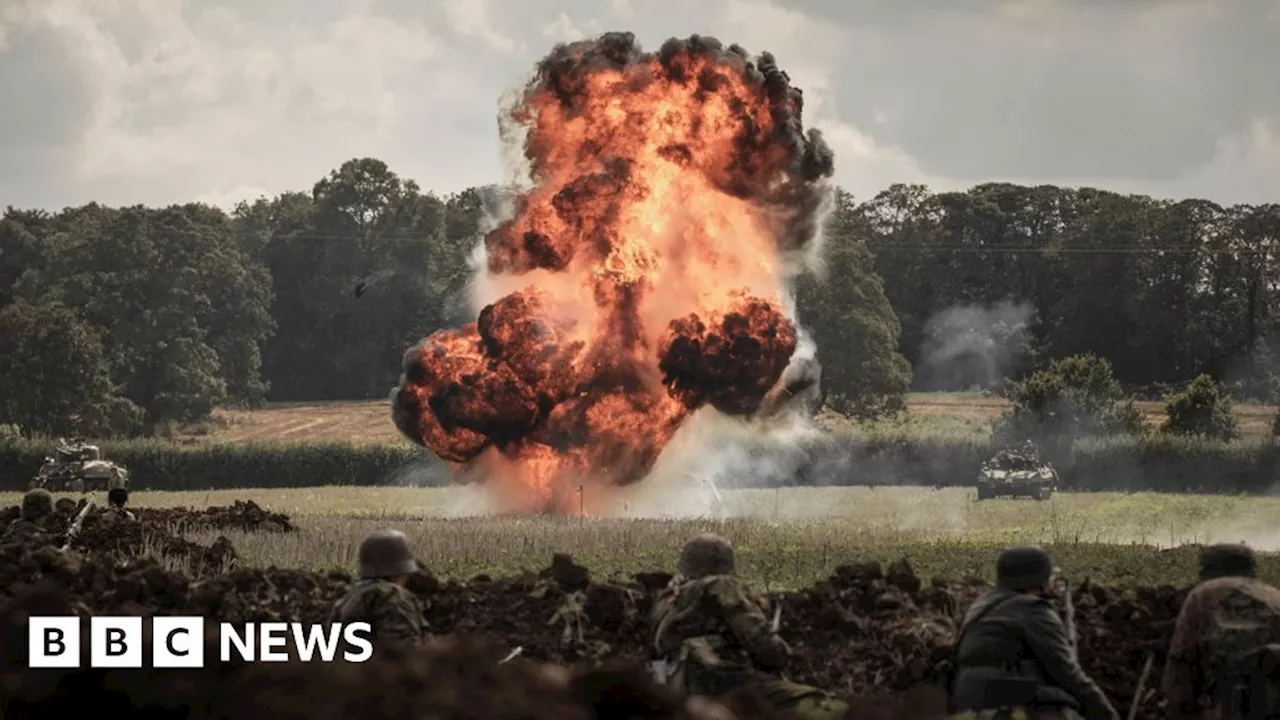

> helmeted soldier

[
  {"left": 102, "top": 487, "right": 137, "bottom": 523},
  {"left": 1, "top": 489, "right": 54, "bottom": 542},
  {"left": 950, "top": 545, "right": 1118, "bottom": 720},
  {"left": 328, "top": 529, "right": 427, "bottom": 647},
  {"left": 1163, "top": 543, "right": 1280, "bottom": 720},
  {"left": 649, "top": 533, "right": 848, "bottom": 720}
]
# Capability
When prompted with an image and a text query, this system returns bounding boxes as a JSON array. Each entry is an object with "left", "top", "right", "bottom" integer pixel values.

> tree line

[
  {"left": 0, "top": 157, "right": 1275, "bottom": 438},
  {"left": 863, "top": 183, "right": 1280, "bottom": 399}
]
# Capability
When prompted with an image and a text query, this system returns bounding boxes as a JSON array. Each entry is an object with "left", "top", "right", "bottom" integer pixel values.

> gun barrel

[
  {"left": 1127, "top": 653, "right": 1154, "bottom": 720},
  {"left": 1063, "top": 578, "right": 1077, "bottom": 657},
  {"left": 61, "top": 498, "right": 95, "bottom": 550}
]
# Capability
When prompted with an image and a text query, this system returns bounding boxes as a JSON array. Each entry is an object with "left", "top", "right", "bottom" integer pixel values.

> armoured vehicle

[
  {"left": 29, "top": 438, "right": 129, "bottom": 493},
  {"left": 976, "top": 440, "right": 1057, "bottom": 501}
]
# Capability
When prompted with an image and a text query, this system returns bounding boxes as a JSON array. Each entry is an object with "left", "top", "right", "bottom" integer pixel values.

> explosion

[{"left": 392, "top": 32, "right": 834, "bottom": 513}]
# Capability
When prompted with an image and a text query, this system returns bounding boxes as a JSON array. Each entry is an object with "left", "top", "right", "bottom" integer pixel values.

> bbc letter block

[
  {"left": 29, "top": 616, "right": 80, "bottom": 668},
  {"left": 153, "top": 617, "right": 206, "bottom": 668},
  {"left": 91, "top": 616, "right": 142, "bottom": 668}
]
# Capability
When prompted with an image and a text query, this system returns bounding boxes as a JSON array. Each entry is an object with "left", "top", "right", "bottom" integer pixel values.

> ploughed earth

[{"left": 0, "top": 500, "right": 1173, "bottom": 719}]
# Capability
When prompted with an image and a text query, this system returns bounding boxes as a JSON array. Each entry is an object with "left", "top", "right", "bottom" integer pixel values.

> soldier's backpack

[{"left": 1202, "top": 589, "right": 1280, "bottom": 719}]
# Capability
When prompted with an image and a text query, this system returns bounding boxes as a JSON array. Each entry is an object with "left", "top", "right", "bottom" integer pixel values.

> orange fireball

[{"left": 392, "top": 33, "right": 834, "bottom": 513}]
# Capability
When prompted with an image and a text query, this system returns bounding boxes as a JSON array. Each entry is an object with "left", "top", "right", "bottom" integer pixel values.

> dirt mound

[
  {"left": 0, "top": 499, "right": 293, "bottom": 573},
  {"left": 1, "top": 498, "right": 293, "bottom": 537},
  {"left": 413, "top": 558, "right": 1173, "bottom": 718},
  {"left": 1, "top": 500, "right": 239, "bottom": 574},
  {"left": 776, "top": 560, "right": 1177, "bottom": 713},
  {"left": 133, "top": 500, "right": 296, "bottom": 533},
  {"left": 0, "top": 511, "right": 1181, "bottom": 719}
]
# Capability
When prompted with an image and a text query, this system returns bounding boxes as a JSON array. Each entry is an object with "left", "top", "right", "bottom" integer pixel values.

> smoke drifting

[
  {"left": 391, "top": 32, "right": 834, "bottom": 513},
  {"left": 917, "top": 301, "right": 1034, "bottom": 391}
]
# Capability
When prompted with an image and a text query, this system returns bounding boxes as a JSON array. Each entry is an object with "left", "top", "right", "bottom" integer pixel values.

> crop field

[
  {"left": 9, "top": 485, "right": 1277, "bottom": 588},
  {"left": 188, "top": 392, "right": 1280, "bottom": 444}
]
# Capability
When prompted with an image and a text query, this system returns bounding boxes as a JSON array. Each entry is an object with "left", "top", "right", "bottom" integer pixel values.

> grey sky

[{"left": 1, "top": 0, "right": 1276, "bottom": 211}]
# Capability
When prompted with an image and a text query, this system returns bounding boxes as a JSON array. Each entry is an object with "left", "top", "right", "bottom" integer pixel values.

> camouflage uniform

[
  {"left": 328, "top": 529, "right": 426, "bottom": 647},
  {"left": 650, "top": 533, "right": 848, "bottom": 720},
  {"left": 1, "top": 489, "right": 53, "bottom": 543},
  {"left": 1163, "top": 544, "right": 1280, "bottom": 720},
  {"left": 950, "top": 546, "right": 1117, "bottom": 720}
]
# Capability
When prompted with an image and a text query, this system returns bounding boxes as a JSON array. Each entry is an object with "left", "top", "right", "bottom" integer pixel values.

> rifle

[
  {"left": 61, "top": 497, "right": 95, "bottom": 550},
  {"left": 1061, "top": 575, "right": 1077, "bottom": 660},
  {"left": 1127, "top": 652, "right": 1154, "bottom": 720}
]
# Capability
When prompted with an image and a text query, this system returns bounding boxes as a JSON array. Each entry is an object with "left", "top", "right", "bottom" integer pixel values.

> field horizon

[
  {"left": 179, "top": 391, "right": 1280, "bottom": 445},
  {"left": 16, "top": 391, "right": 1274, "bottom": 589},
  {"left": 8, "top": 485, "right": 1277, "bottom": 588}
]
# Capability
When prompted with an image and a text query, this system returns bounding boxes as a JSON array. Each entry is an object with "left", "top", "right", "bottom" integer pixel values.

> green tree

[
  {"left": 173, "top": 203, "right": 275, "bottom": 407},
  {"left": 0, "top": 300, "right": 142, "bottom": 436},
  {"left": 858, "top": 184, "right": 1280, "bottom": 397},
  {"left": 1162, "top": 374, "right": 1239, "bottom": 441},
  {"left": 2, "top": 203, "right": 273, "bottom": 432},
  {"left": 243, "top": 158, "right": 468, "bottom": 400},
  {"left": 995, "top": 354, "right": 1145, "bottom": 453},
  {"left": 860, "top": 183, "right": 945, "bottom": 370},
  {"left": 796, "top": 189, "right": 911, "bottom": 419}
]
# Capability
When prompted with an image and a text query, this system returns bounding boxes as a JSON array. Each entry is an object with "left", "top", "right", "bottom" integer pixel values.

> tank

[
  {"left": 976, "top": 440, "right": 1057, "bottom": 501},
  {"left": 29, "top": 438, "right": 130, "bottom": 493}
]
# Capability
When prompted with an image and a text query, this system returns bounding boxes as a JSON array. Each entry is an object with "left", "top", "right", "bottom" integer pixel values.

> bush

[
  {"left": 993, "top": 354, "right": 1146, "bottom": 459},
  {"left": 1162, "top": 374, "right": 1239, "bottom": 441}
]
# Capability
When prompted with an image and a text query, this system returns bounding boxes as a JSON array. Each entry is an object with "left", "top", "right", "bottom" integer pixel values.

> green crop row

[
  {"left": 0, "top": 439, "right": 429, "bottom": 492},
  {"left": 798, "top": 433, "right": 1280, "bottom": 494},
  {"left": 1, "top": 433, "right": 1276, "bottom": 494}
]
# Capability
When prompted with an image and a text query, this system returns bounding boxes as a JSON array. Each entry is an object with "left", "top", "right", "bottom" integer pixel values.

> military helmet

[
  {"left": 107, "top": 487, "right": 128, "bottom": 508},
  {"left": 995, "top": 545, "right": 1053, "bottom": 591},
  {"left": 677, "top": 533, "right": 735, "bottom": 579},
  {"left": 1199, "top": 543, "right": 1256, "bottom": 581},
  {"left": 21, "top": 489, "right": 53, "bottom": 520},
  {"left": 358, "top": 529, "right": 418, "bottom": 579}
]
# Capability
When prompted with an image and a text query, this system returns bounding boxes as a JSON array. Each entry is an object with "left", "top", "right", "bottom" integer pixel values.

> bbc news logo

[{"left": 29, "top": 616, "right": 373, "bottom": 668}]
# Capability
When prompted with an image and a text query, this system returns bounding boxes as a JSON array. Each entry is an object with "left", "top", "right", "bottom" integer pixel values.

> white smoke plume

[{"left": 918, "top": 301, "right": 1035, "bottom": 390}]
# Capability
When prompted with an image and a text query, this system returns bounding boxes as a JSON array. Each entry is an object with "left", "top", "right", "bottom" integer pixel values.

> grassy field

[
  {"left": 187, "top": 392, "right": 1279, "bottom": 444},
  {"left": 30, "top": 391, "right": 1276, "bottom": 588},
  {"left": 12, "top": 486, "right": 1278, "bottom": 588}
]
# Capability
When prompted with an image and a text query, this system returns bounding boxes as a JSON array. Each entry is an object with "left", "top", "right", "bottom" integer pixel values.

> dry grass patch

[{"left": 183, "top": 513, "right": 1280, "bottom": 589}]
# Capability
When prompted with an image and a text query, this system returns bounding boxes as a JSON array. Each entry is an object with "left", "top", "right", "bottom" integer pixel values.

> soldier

[
  {"left": 1, "top": 489, "right": 54, "bottom": 542},
  {"left": 328, "top": 529, "right": 427, "bottom": 647},
  {"left": 649, "top": 533, "right": 848, "bottom": 720},
  {"left": 950, "top": 546, "right": 1118, "bottom": 720},
  {"left": 1163, "top": 543, "right": 1280, "bottom": 720},
  {"left": 102, "top": 487, "right": 137, "bottom": 523}
]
